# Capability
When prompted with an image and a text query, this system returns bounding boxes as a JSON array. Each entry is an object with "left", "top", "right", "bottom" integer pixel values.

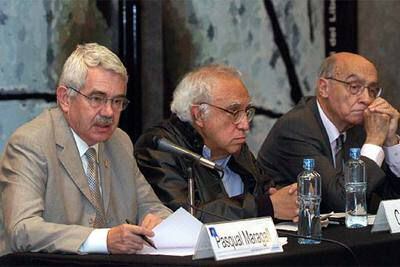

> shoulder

[
  {"left": 7, "top": 108, "right": 56, "bottom": 148},
  {"left": 107, "top": 128, "right": 134, "bottom": 154},
  {"left": 136, "top": 116, "right": 193, "bottom": 150},
  {"left": 270, "top": 97, "right": 319, "bottom": 135}
]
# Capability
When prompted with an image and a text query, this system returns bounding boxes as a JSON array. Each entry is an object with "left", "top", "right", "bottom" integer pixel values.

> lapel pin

[{"left": 104, "top": 160, "right": 110, "bottom": 168}]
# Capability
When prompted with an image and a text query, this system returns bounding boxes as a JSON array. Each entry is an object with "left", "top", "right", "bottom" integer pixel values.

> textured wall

[
  {"left": 358, "top": 0, "right": 400, "bottom": 113},
  {"left": 163, "top": 0, "right": 325, "bottom": 153},
  {"left": 0, "top": 0, "right": 112, "bottom": 152}
]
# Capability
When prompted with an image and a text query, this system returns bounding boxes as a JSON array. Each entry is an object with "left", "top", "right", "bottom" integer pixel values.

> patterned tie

[
  {"left": 85, "top": 148, "right": 106, "bottom": 227},
  {"left": 335, "top": 134, "right": 345, "bottom": 174}
]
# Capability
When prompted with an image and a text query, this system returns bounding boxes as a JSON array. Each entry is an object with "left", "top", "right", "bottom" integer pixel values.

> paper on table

[
  {"left": 138, "top": 207, "right": 203, "bottom": 256},
  {"left": 275, "top": 212, "right": 343, "bottom": 232}
]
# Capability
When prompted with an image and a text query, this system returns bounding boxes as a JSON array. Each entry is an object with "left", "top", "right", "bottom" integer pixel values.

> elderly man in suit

[
  {"left": 257, "top": 52, "right": 400, "bottom": 213},
  {"left": 0, "top": 43, "right": 171, "bottom": 256}
]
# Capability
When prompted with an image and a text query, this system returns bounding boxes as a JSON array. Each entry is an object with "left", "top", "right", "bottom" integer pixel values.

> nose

[
  {"left": 359, "top": 86, "right": 374, "bottom": 105},
  {"left": 236, "top": 115, "right": 250, "bottom": 131},
  {"left": 100, "top": 100, "right": 115, "bottom": 117}
]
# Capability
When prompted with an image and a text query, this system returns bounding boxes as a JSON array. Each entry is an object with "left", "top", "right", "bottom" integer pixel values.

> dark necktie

[
  {"left": 85, "top": 148, "right": 106, "bottom": 227},
  {"left": 335, "top": 134, "right": 345, "bottom": 174}
]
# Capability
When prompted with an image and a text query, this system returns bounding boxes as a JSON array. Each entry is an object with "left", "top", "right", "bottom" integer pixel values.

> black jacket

[{"left": 135, "top": 115, "right": 273, "bottom": 223}]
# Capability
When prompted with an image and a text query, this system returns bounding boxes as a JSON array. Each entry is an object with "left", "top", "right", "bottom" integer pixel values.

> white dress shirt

[
  {"left": 71, "top": 130, "right": 109, "bottom": 254},
  {"left": 317, "top": 100, "right": 400, "bottom": 176}
]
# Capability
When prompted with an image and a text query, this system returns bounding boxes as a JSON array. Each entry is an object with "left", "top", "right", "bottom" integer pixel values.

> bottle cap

[
  {"left": 303, "top": 158, "right": 315, "bottom": 170},
  {"left": 349, "top": 148, "right": 360, "bottom": 160}
]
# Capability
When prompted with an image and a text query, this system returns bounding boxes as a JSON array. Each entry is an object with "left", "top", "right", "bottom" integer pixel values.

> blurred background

[{"left": 0, "top": 0, "right": 399, "bottom": 154}]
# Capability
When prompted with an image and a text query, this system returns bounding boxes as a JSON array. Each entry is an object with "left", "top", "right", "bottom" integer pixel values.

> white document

[
  {"left": 138, "top": 207, "right": 203, "bottom": 256},
  {"left": 193, "top": 217, "right": 283, "bottom": 261}
]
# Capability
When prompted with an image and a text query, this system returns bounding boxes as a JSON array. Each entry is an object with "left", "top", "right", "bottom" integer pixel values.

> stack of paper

[{"left": 138, "top": 207, "right": 203, "bottom": 256}]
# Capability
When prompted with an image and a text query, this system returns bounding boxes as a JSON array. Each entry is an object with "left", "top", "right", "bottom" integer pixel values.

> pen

[
  {"left": 125, "top": 219, "right": 157, "bottom": 249},
  {"left": 328, "top": 217, "right": 345, "bottom": 225}
]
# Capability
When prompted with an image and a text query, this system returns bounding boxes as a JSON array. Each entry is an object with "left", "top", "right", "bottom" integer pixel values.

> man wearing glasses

[
  {"left": 0, "top": 43, "right": 171, "bottom": 256},
  {"left": 135, "top": 64, "right": 298, "bottom": 223},
  {"left": 257, "top": 52, "right": 400, "bottom": 213}
]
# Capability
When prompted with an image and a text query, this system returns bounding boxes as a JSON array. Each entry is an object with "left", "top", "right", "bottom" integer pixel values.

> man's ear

[
  {"left": 191, "top": 105, "right": 205, "bottom": 127},
  {"left": 57, "top": 86, "right": 71, "bottom": 112},
  {"left": 318, "top": 78, "right": 329, "bottom": 98}
]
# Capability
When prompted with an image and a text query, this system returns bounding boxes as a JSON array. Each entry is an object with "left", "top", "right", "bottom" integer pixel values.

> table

[{"left": 1, "top": 225, "right": 400, "bottom": 266}]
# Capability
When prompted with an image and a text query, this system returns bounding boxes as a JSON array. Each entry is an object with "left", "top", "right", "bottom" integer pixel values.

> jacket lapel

[
  {"left": 52, "top": 108, "right": 95, "bottom": 207},
  {"left": 98, "top": 142, "right": 111, "bottom": 216},
  {"left": 309, "top": 97, "right": 335, "bottom": 165}
]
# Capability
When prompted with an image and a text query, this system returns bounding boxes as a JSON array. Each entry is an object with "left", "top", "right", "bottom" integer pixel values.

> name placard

[
  {"left": 193, "top": 217, "right": 282, "bottom": 261},
  {"left": 371, "top": 199, "right": 400, "bottom": 233}
]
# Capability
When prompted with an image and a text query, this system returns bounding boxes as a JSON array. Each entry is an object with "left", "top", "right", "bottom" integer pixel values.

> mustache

[{"left": 95, "top": 115, "right": 113, "bottom": 126}]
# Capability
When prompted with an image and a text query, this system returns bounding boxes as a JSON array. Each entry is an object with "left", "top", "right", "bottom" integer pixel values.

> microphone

[{"left": 153, "top": 136, "right": 224, "bottom": 172}]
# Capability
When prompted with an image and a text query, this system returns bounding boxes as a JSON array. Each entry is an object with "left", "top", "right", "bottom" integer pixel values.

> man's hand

[
  {"left": 367, "top": 97, "right": 399, "bottom": 146},
  {"left": 269, "top": 183, "right": 299, "bottom": 222},
  {"left": 107, "top": 223, "right": 154, "bottom": 254},
  {"left": 141, "top": 213, "right": 163, "bottom": 230},
  {"left": 364, "top": 106, "right": 390, "bottom": 146}
]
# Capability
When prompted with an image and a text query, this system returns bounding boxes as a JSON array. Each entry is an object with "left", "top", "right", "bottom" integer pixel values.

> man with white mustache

[{"left": 0, "top": 43, "right": 171, "bottom": 256}]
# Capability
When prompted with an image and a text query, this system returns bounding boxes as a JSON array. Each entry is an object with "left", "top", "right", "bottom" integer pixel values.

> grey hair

[
  {"left": 170, "top": 64, "right": 243, "bottom": 123},
  {"left": 58, "top": 43, "right": 128, "bottom": 93}
]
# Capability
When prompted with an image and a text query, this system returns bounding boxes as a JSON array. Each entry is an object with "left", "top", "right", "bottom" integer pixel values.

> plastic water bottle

[
  {"left": 345, "top": 148, "right": 367, "bottom": 228},
  {"left": 297, "top": 158, "right": 321, "bottom": 244}
]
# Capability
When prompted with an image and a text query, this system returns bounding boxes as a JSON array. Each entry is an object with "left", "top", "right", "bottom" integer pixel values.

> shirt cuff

[
  {"left": 383, "top": 143, "right": 400, "bottom": 177},
  {"left": 361, "top": 144, "right": 384, "bottom": 167},
  {"left": 79, "top": 228, "right": 110, "bottom": 254}
]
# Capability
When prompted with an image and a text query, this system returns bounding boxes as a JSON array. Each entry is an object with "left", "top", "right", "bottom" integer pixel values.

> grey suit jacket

[
  {"left": 257, "top": 96, "right": 400, "bottom": 213},
  {"left": 0, "top": 107, "right": 171, "bottom": 255}
]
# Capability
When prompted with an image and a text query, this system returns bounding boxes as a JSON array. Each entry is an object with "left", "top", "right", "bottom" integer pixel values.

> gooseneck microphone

[{"left": 152, "top": 136, "right": 224, "bottom": 172}]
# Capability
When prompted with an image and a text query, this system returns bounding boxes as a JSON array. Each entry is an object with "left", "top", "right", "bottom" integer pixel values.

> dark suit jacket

[
  {"left": 0, "top": 107, "right": 171, "bottom": 255},
  {"left": 257, "top": 96, "right": 400, "bottom": 213}
]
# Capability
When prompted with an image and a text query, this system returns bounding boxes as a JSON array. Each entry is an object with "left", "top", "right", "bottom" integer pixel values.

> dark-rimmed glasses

[
  {"left": 67, "top": 86, "right": 130, "bottom": 111},
  {"left": 324, "top": 77, "right": 383, "bottom": 98},
  {"left": 199, "top": 102, "right": 255, "bottom": 124}
]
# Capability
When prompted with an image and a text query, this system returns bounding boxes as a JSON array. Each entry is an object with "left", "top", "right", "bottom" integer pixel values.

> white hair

[
  {"left": 170, "top": 64, "right": 243, "bottom": 123},
  {"left": 58, "top": 43, "right": 128, "bottom": 94}
]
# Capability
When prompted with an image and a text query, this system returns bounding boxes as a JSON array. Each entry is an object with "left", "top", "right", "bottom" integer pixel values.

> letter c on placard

[{"left": 394, "top": 209, "right": 400, "bottom": 225}]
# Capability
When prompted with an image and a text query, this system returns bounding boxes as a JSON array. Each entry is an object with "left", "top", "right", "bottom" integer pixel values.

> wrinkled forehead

[
  {"left": 333, "top": 56, "right": 378, "bottom": 82},
  {"left": 211, "top": 76, "right": 251, "bottom": 106}
]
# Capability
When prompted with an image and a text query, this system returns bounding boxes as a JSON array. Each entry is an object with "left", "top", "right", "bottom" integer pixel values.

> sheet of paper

[
  {"left": 275, "top": 222, "right": 298, "bottom": 232},
  {"left": 138, "top": 207, "right": 203, "bottom": 256}
]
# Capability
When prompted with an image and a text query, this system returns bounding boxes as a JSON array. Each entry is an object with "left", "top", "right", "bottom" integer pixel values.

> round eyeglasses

[
  {"left": 324, "top": 77, "right": 383, "bottom": 98},
  {"left": 199, "top": 102, "right": 255, "bottom": 124}
]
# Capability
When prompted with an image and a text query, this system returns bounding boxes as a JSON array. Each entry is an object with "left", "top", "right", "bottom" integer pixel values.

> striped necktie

[
  {"left": 85, "top": 148, "right": 106, "bottom": 227},
  {"left": 335, "top": 134, "right": 345, "bottom": 174}
]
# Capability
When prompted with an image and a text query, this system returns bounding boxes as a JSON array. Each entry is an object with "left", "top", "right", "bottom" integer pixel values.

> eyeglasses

[
  {"left": 67, "top": 86, "right": 130, "bottom": 111},
  {"left": 324, "top": 77, "right": 383, "bottom": 98},
  {"left": 199, "top": 102, "right": 255, "bottom": 124}
]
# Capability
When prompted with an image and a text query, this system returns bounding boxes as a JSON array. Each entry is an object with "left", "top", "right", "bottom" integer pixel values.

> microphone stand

[
  {"left": 187, "top": 166, "right": 195, "bottom": 216},
  {"left": 185, "top": 160, "right": 224, "bottom": 216}
]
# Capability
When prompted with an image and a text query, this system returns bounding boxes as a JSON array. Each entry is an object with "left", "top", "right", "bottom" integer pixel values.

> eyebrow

[
  {"left": 345, "top": 75, "right": 378, "bottom": 86},
  {"left": 225, "top": 102, "right": 253, "bottom": 110},
  {"left": 89, "top": 88, "right": 127, "bottom": 98}
]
